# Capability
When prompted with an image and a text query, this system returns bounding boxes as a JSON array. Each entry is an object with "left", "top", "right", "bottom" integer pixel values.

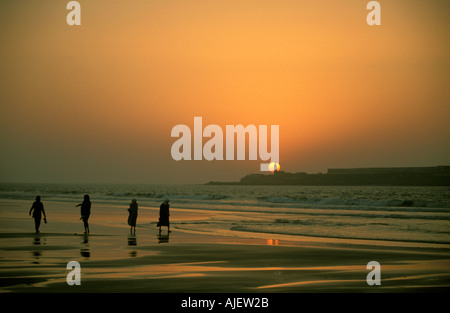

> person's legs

[
  {"left": 84, "top": 220, "right": 89, "bottom": 234},
  {"left": 34, "top": 218, "right": 41, "bottom": 233}
]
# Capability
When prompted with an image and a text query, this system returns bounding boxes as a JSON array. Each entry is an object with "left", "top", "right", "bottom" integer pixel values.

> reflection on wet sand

[
  {"left": 3, "top": 229, "right": 449, "bottom": 293},
  {"left": 31, "top": 235, "right": 42, "bottom": 264},
  {"left": 158, "top": 233, "right": 169, "bottom": 244},
  {"left": 128, "top": 235, "right": 137, "bottom": 257},
  {"left": 128, "top": 235, "right": 137, "bottom": 246},
  {"left": 80, "top": 234, "right": 90, "bottom": 258},
  {"left": 31, "top": 250, "right": 42, "bottom": 264},
  {"left": 80, "top": 249, "right": 90, "bottom": 258}
]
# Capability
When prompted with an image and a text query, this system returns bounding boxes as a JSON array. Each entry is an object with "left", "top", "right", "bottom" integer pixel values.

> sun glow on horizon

[
  {"left": 0, "top": 0, "right": 448, "bottom": 183},
  {"left": 269, "top": 162, "right": 281, "bottom": 173}
]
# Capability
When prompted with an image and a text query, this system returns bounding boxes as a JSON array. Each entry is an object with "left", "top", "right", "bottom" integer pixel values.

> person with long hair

[{"left": 76, "top": 195, "right": 91, "bottom": 234}]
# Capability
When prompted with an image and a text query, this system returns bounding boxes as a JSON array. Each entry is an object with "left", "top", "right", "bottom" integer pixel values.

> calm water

[{"left": 1, "top": 183, "right": 449, "bottom": 244}]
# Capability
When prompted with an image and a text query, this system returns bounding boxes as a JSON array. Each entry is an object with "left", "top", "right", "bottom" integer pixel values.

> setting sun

[
  {"left": 269, "top": 162, "right": 281, "bottom": 173},
  {"left": 0, "top": 0, "right": 449, "bottom": 300}
]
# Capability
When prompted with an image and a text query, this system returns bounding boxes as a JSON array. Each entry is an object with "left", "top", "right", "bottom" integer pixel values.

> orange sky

[{"left": 1, "top": 0, "right": 449, "bottom": 183}]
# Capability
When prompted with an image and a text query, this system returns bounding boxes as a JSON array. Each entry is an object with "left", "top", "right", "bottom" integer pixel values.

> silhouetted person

[
  {"left": 127, "top": 199, "right": 138, "bottom": 234},
  {"left": 158, "top": 199, "right": 171, "bottom": 234},
  {"left": 29, "top": 196, "right": 47, "bottom": 233},
  {"left": 76, "top": 195, "right": 91, "bottom": 234}
]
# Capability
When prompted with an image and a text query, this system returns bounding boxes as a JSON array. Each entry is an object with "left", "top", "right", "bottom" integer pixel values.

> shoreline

[
  {"left": 1, "top": 227, "right": 450, "bottom": 293},
  {"left": 1, "top": 198, "right": 450, "bottom": 293}
]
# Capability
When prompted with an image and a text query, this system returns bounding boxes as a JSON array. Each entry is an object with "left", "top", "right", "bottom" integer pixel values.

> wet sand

[{"left": 1, "top": 199, "right": 450, "bottom": 293}]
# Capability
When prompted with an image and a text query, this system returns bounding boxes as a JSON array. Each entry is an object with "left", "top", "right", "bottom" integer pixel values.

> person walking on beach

[
  {"left": 29, "top": 196, "right": 47, "bottom": 233},
  {"left": 158, "top": 199, "right": 171, "bottom": 234},
  {"left": 127, "top": 199, "right": 138, "bottom": 234},
  {"left": 76, "top": 194, "right": 91, "bottom": 234}
]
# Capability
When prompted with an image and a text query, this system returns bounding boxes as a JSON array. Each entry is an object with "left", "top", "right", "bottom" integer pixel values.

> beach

[{"left": 1, "top": 195, "right": 450, "bottom": 293}]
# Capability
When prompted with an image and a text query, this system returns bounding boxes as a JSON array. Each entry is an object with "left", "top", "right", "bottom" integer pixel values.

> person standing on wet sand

[
  {"left": 76, "top": 195, "right": 91, "bottom": 234},
  {"left": 127, "top": 199, "right": 138, "bottom": 234},
  {"left": 158, "top": 199, "right": 171, "bottom": 234},
  {"left": 29, "top": 196, "right": 47, "bottom": 233}
]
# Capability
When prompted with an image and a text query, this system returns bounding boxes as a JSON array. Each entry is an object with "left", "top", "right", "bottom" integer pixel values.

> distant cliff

[{"left": 207, "top": 166, "right": 450, "bottom": 186}]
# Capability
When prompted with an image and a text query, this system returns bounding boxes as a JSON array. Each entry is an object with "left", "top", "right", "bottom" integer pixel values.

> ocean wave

[
  {"left": 257, "top": 195, "right": 450, "bottom": 210},
  {"left": 272, "top": 210, "right": 450, "bottom": 221},
  {"left": 1, "top": 184, "right": 449, "bottom": 216}
]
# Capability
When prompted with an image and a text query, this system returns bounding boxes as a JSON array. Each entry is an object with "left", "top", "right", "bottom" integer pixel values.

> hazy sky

[{"left": 1, "top": 0, "right": 449, "bottom": 184}]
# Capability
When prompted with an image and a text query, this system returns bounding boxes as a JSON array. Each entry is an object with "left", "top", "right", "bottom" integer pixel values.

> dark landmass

[{"left": 207, "top": 166, "right": 450, "bottom": 186}]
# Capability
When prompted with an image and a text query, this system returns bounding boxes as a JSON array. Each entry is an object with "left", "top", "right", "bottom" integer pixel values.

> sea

[{"left": 1, "top": 183, "right": 449, "bottom": 246}]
